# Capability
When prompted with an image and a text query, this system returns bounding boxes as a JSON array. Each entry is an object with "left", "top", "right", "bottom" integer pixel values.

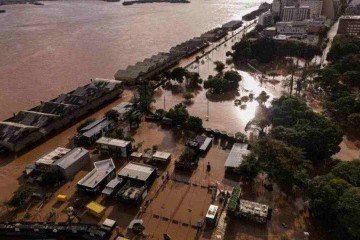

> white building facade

[{"left": 282, "top": 5, "right": 311, "bottom": 21}]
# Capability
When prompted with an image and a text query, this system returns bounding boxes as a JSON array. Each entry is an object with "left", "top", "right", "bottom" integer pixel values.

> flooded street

[
  {"left": 154, "top": 32, "right": 285, "bottom": 133},
  {"left": 0, "top": 0, "right": 263, "bottom": 120},
  {"left": 0, "top": 1, "right": 355, "bottom": 240}
]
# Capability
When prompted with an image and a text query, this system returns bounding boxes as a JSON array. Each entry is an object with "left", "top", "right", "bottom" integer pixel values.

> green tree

[
  {"left": 179, "top": 147, "right": 196, "bottom": 162},
  {"left": 214, "top": 61, "right": 225, "bottom": 74},
  {"left": 308, "top": 160, "right": 360, "bottom": 240},
  {"left": 138, "top": 84, "right": 155, "bottom": 112},
  {"left": 185, "top": 116, "right": 203, "bottom": 132},
  {"left": 237, "top": 153, "right": 261, "bottom": 180},
  {"left": 105, "top": 109, "right": 119, "bottom": 120},
  {"left": 341, "top": 71, "right": 360, "bottom": 89},
  {"left": 348, "top": 113, "right": 360, "bottom": 136},
  {"left": 251, "top": 138, "right": 311, "bottom": 189},
  {"left": 270, "top": 96, "right": 342, "bottom": 162},
  {"left": 223, "top": 70, "right": 242, "bottom": 86},
  {"left": 187, "top": 72, "right": 202, "bottom": 88},
  {"left": 165, "top": 103, "right": 189, "bottom": 125},
  {"left": 170, "top": 67, "right": 188, "bottom": 84},
  {"left": 255, "top": 91, "right": 270, "bottom": 105},
  {"left": 314, "top": 67, "right": 340, "bottom": 90}
]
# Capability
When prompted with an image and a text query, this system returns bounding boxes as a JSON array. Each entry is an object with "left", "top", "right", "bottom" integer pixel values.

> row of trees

[
  {"left": 242, "top": 95, "right": 359, "bottom": 239},
  {"left": 308, "top": 160, "right": 360, "bottom": 240},
  {"left": 269, "top": 96, "right": 343, "bottom": 162},
  {"left": 231, "top": 37, "right": 321, "bottom": 64},
  {"left": 315, "top": 35, "right": 360, "bottom": 136},
  {"left": 241, "top": 95, "right": 341, "bottom": 186}
]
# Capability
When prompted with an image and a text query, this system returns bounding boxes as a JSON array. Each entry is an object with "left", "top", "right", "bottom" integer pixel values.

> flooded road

[
  {"left": 154, "top": 32, "right": 284, "bottom": 133},
  {"left": 0, "top": 0, "right": 263, "bottom": 120}
]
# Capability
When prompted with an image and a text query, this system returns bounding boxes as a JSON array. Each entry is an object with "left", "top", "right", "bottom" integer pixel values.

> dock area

[
  {"left": 114, "top": 20, "right": 243, "bottom": 84},
  {"left": 0, "top": 79, "right": 123, "bottom": 152}
]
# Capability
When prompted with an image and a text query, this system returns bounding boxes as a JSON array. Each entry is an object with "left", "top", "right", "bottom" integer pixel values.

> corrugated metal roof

[
  {"left": 118, "top": 162, "right": 156, "bottom": 182},
  {"left": 96, "top": 137, "right": 131, "bottom": 148},
  {"left": 78, "top": 159, "right": 115, "bottom": 189},
  {"left": 55, "top": 147, "right": 89, "bottom": 170},
  {"left": 152, "top": 151, "right": 171, "bottom": 160},
  {"left": 224, "top": 144, "right": 250, "bottom": 168}
]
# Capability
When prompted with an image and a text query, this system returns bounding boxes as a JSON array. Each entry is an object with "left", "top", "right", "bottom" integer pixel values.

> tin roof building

[
  {"left": 102, "top": 177, "right": 124, "bottom": 196},
  {"left": 32, "top": 147, "right": 90, "bottom": 180},
  {"left": 224, "top": 144, "right": 250, "bottom": 170},
  {"left": 54, "top": 147, "right": 90, "bottom": 180},
  {"left": 151, "top": 151, "right": 171, "bottom": 163},
  {"left": 77, "top": 159, "right": 116, "bottom": 193},
  {"left": 111, "top": 102, "right": 134, "bottom": 120},
  {"left": 0, "top": 79, "right": 123, "bottom": 152},
  {"left": 117, "top": 162, "right": 157, "bottom": 185},
  {"left": 116, "top": 162, "right": 157, "bottom": 204},
  {"left": 96, "top": 137, "right": 132, "bottom": 157}
]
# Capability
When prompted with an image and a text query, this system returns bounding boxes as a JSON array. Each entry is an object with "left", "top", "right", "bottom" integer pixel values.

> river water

[
  {"left": 0, "top": 0, "right": 264, "bottom": 205},
  {"left": 0, "top": 0, "right": 263, "bottom": 120}
]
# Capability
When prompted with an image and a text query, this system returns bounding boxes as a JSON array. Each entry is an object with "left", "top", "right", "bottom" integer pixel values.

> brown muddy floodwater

[
  {"left": 0, "top": 0, "right": 263, "bottom": 120},
  {"left": 154, "top": 34, "right": 285, "bottom": 133}
]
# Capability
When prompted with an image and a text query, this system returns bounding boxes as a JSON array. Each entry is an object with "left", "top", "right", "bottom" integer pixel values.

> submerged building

[
  {"left": 27, "top": 147, "right": 90, "bottom": 181},
  {"left": 224, "top": 144, "right": 250, "bottom": 172},
  {"left": 96, "top": 137, "right": 132, "bottom": 157},
  {"left": 76, "top": 118, "right": 116, "bottom": 146},
  {"left": 0, "top": 79, "right": 123, "bottom": 152},
  {"left": 117, "top": 162, "right": 157, "bottom": 204},
  {"left": 77, "top": 159, "right": 116, "bottom": 193}
]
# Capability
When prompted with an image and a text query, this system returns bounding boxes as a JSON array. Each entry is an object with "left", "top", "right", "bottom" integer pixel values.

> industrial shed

[
  {"left": 151, "top": 151, "right": 171, "bottom": 163},
  {"left": 54, "top": 147, "right": 90, "bottom": 180},
  {"left": 116, "top": 162, "right": 157, "bottom": 204},
  {"left": 31, "top": 147, "right": 89, "bottom": 180},
  {"left": 77, "top": 159, "right": 116, "bottom": 193},
  {"left": 224, "top": 144, "right": 250, "bottom": 172},
  {"left": 96, "top": 137, "right": 132, "bottom": 157},
  {"left": 117, "top": 162, "right": 157, "bottom": 186},
  {"left": 111, "top": 102, "right": 134, "bottom": 120}
]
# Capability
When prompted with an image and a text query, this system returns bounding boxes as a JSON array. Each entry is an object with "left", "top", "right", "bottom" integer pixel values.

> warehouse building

[
  {"left": 117, "top": 162, "right": 157, "bottom": 204},
  {"left": 224, "top": 144, "right": 250, "bottom": 172},
  {"left": 76, "top": 118, "right": 115, "bottom": 146},
  {"left": 111, "top": 102, "right": 134, "bottom": 120},
  {"left": 186, "top": 135, "right": 212, "bottom": 154},
  {"left": 30, "top": 147, "right": 90, "bottom": 181},
  {"left": 77, "top": 159, "right": 116, "bottom": 193},
  {"left": 96, "top": 137, "right": 132, "bottom": 157},
  {"left": 151, "top": 151, "right": 171, "bottom": 164},
  {"left": 0, "top": 79, "right": 123, "bottom": 152},
  {"left": 54, "top": 147, "right": 91, "bottom": 180}
]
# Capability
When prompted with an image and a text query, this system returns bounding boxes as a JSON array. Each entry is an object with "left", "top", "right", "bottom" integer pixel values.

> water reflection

[{"left": 154, "top": 52, "right": 282, "bottom": 134}]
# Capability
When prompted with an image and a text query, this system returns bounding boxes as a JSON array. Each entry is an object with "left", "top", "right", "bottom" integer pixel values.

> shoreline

[{"left": 0, "top": 19, "right": 252, "bottom": 154}]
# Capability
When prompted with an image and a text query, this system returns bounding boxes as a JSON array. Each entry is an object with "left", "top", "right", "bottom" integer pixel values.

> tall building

[
  {"left": 345, "top": 4, "right": 360, "bottom": 15},
  {"left": 272, "top": 0, "right": 282, "bottom": 15},
  {"left": 337, "top": 15, "right": 360, "bottom": 36},
  {"left": 282, "top": 5, "right": 311, "bottom": 21},
  {"left": 299, "top": 0, "right": 324, "bottom": 18}
]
